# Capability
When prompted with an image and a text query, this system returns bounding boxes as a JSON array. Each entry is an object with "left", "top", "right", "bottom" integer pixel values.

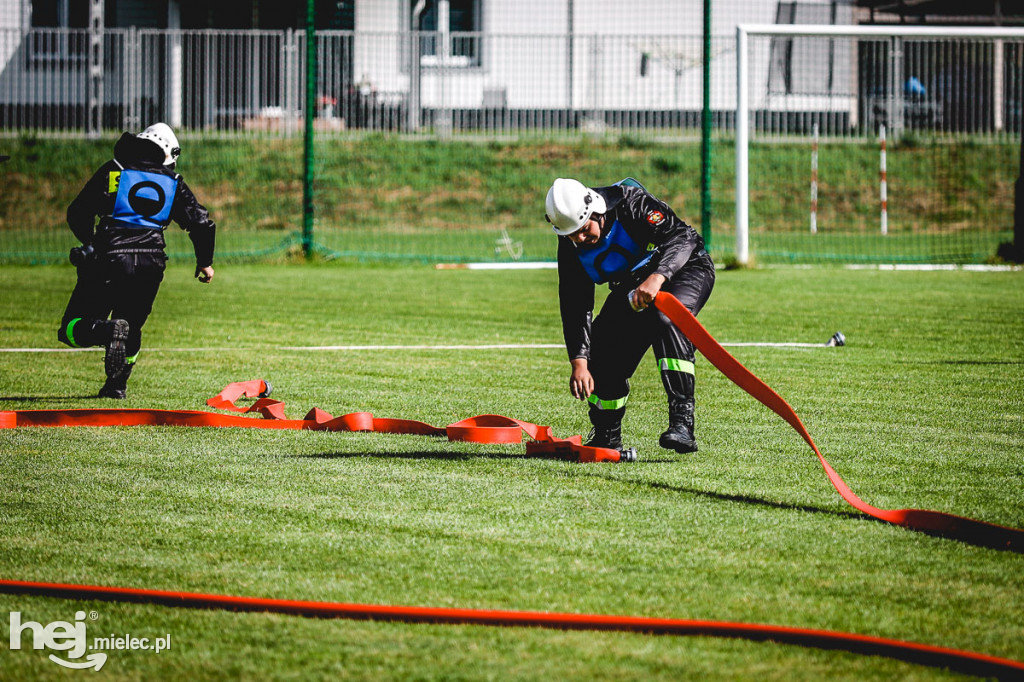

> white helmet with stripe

[
  {"left": 137, "top": 122, "right": 181, "bottom": 166},
  {"left": 545, "top": 178, "right": 606, "bottom": 236}
]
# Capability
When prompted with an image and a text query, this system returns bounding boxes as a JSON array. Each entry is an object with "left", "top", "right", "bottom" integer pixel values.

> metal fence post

[
  {"left": 302, "top": 0, "right": 317, "bottom": 258},
  {"left": 87, "top": 0, "right": 104, "bottom": 137},
  {"left": 735, "top": 25, "right": 749, "bottom": 266},
  {"left": 700, "top": 0, "right": 713, "bottom": 249},
  {"left": 409, "top": 1, "right": 426, "bottom": 133},
  {"left": 124, "top": 26, "right": 139, "bottom": 132},
  {"left": 1014, "top": 116, "right": 1024, "bottom": 260},
  {"left": 168, "top": 3, "right": 182, "bottom": 128}
]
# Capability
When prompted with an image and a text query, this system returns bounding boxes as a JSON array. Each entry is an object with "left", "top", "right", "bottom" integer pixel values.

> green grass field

[{"left": 1, "top": 263, "right": 1022, "bottom": 680}]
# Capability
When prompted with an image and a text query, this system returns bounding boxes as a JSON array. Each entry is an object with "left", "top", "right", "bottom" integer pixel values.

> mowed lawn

[{"left": 0, "top": 263, "right": 1022, "bottom": 681}]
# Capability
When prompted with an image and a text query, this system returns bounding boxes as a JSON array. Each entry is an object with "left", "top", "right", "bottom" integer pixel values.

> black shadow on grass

[
  {"left": 295, "top": 450, "right": 675, "bottom": 464},
  {"left": 932, "top": 360, "right": 1024, "bottom": 366},
  {"left": 0, "top": 395, "right": 102, "bottom": 401},
  {"left": 295, "top": 450, "right": 865, "bottom": 517},
  {"left": 296, "top": 450, "right": 521, "bottom": 462},
  {"left": 912, "top": 528, "right": 1024, "bottom": 554},
  {"left": 586, "top": 473, "right": 1024, "bottom": 553},
  {"left": 583, "top": 470, "right": 865, "bottom": 520},
  {"left": 294, "top": 450, "right": 1023, "bottom": 552}
]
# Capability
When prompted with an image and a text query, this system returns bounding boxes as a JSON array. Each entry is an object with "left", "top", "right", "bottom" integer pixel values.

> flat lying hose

[
  {"left": 3, "top": 302, "right": 1024, "bottom": 673},
  {"left": 3, "top": 297, "right": 1021, "bottom": 546},
  {"left": 653, "top": 291, "right": 1024, "bottom": 552},
  {"left": 0, "top": 380, "right": 626, "bottom": 463},
  {"left": 0, "top": 579, "right": 1021, "bottom": 679}
]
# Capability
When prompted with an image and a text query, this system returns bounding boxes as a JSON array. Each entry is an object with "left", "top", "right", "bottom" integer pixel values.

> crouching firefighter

[
  {"left": 58, "top": 123, "right": 216, "bottom": 399},
  {"left": 545, "top": 177, "right": 715, "bottom": 454}
]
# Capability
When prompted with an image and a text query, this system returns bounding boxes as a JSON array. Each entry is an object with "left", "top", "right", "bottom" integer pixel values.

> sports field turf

[{"left": 1, "top": 263, "right": 1022, "bottom": 680}]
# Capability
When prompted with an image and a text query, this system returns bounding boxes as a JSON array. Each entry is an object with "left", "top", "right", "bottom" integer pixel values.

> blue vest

[
  {"left": 111, "top": 169, "right": 178, "bottom": 229},
  {"left": 576, "top": 220, "right": 654, "bottom": 284}
]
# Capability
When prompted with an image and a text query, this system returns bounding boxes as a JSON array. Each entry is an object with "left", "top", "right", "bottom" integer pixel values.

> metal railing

[
  {"left": 3, "top": 26, "right": 1021, "bottom": 141},
  {"left": 0, "top": 28, "right": 702, "bottom": 138}
]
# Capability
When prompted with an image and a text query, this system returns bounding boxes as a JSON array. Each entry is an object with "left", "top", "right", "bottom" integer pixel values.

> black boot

[
  {"left": 103, "top": 319, "right": 130, "bottom": 381},
  {"left": 584, "top": 403, "right": 625, "bottom": 450},
  {"left": 584, "top": 422, "right": 623, "bottom": 450},
  {"left": 659, "top": 399, "right": 697, "bottom": 453},
  {"left": 99, "top": 361, "right": 133, "bottom": 400}
]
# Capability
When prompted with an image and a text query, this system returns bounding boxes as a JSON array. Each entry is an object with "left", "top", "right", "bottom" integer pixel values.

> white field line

[
  {"left": 844, "top": 263, "right": 1021, "bottom": 271},
  {"left": 441, "top": 262, "right": 1022, "bottom": 272},
  {"left": 1, "top": 341, "right": 835, "bottom": 353},
  {"left": 282, "top": 344, "right": 563, "bottom": 350},
  {"left": 435, "top": 262, "right": 557, "bottom": 270}
]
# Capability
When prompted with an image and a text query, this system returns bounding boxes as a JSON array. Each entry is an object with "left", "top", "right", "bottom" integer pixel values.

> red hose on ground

[
  {"left": 3, "top": 304, "right": 1024, "bottom": 673},
  {"left": 652, "top": 291, "right": 1024, "bottom": 551},
  {"left": 0, "top": 379, "right": 624, "bottom": 463},
  {"left": 0, "top": 579, "right": 1021, "bottom": 679},
  {"left": 3, "top": 297, "right": 1022, "bottom": 546}
]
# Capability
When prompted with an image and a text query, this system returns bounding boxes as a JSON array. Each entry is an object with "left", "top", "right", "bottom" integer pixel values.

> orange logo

[{"left": 646, "top": 210, "right": 665, "bottom": 225}]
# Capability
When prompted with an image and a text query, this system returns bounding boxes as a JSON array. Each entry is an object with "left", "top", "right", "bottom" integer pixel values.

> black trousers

[
  {"left": 588, "top": 251, "right": 716, "bottom": 423},
  {"left": 57, "top": 251, "right": 166, "bottom": 359}
]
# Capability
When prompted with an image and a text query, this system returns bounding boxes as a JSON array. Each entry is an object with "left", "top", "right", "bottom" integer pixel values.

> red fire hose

[
  {"left": 4, "top": 294, "right": 1019, "bottom": 547},
  {"left": 6, "top": 292, "right": 1015, "bottom": 548},
  {"left": 651, "top": 291, "right": 1024, "bottom": 552},
  {"left": 2, "top": 294, "right": 1022, "bottom": 674},
  {"left": 0, "top": 379, "right": 624, "bottom": 462},
  {"left": 0, "top": 579, "right": 1021, "bottom": 679}
]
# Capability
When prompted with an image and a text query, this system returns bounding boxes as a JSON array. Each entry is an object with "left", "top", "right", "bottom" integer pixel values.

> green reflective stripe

[
  {"left": 658, "top": 358, "right": 695, "bottom": 375},
  {"left": 125, "top": 353, "right": 139, "bottom": 365},
  {"left": 65, "top": 318, "right": 83, "bottom": 347},
  {"left": 587, "top": 393, "right": 628, "bottom": 410}
]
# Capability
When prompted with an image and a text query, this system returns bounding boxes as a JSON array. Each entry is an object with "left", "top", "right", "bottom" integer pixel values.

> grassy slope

[
  {"left": 0, "top": 263, "right": 1022, "bottom": 680},
  {"left": 1, "top": 137, "right": 1017, "bottom": 264}
]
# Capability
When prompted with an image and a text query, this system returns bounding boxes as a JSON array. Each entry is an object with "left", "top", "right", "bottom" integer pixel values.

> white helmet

[
  {"left": 137, "top": 122, "right": 180, "bottom": 166},
  {"left": 544, "top": 178, "right": 606, "bottom": 236}
]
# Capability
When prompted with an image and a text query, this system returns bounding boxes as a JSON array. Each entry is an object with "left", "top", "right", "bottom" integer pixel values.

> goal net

[{"left": 734, "top": 24, "right": 1024, "bottom": 265}]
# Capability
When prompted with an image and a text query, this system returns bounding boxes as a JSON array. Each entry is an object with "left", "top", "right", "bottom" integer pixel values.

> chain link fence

[{"left": 1, "top": 23, "right": 1021, "bottom": 265}]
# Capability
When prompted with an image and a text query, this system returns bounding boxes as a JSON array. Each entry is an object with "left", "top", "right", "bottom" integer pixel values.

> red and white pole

[
  {"left": 810, "top": 122, "right": 818, "bottom": 234},
  {"left": 880, "top": 124, "right": 888, "bottom": 235}
]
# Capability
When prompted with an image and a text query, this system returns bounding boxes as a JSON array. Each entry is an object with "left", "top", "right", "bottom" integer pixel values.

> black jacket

[
  {"left": 67, "top": 133, "right": 216, "bottom": 269},
  {"left": 557, "top": 184, "right": 705, "bottom": 360}
]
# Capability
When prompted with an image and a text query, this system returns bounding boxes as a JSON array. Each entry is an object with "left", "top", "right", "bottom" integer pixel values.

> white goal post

[{"left": 734, "top": 24, "right": 1024, "bottom": 265}]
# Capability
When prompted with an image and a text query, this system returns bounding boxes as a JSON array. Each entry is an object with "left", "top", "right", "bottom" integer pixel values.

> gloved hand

[{"left": 69, "top": 244, "right": 95, "bottom": 267}]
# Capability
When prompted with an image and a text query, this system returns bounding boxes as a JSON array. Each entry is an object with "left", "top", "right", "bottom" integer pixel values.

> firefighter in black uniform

[
  {"left": 546, "top": 177, "right": 715, "bottom": 454},
  {"left": 58, "top": 123, "right": 216, "bottom": 399}
]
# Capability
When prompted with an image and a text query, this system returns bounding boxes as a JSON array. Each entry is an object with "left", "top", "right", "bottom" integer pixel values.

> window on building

[
  {"left": 414, "top": 0, "right": 481, "bottom": 67},
  {"left": 29, "top": 0, "right": 92, "bottom": 66},
  {"left": 767, "top": 2, "right": 850, "bottom": 96},
  {"left": 30, "top": 0, "right": 89, "bottom": 29}
]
